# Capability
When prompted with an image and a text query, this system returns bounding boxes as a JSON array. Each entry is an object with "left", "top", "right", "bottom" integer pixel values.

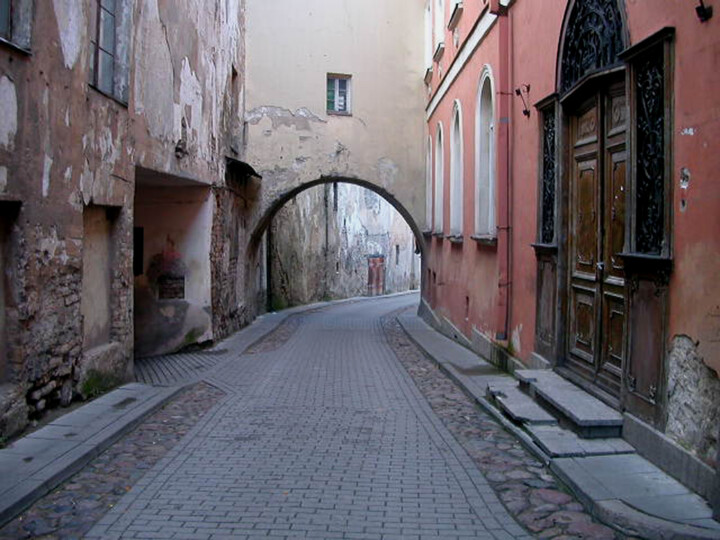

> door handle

[{"left": 596, "top": 261, "right": 605, "bottom": 273}]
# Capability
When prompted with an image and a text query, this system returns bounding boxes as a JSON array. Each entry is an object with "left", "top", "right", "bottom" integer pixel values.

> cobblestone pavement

[
  {"left": 86, "top": 296, "right": 532, "bottom": 539},
  {"left": 0, "top": 383, "right": 225, "bottom": 540},
  {"left": 382, "top": 311, "right": 624, "bottom": 540}
]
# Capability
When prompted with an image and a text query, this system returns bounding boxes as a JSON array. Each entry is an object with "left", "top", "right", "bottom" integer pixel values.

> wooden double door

[{"left": 565, "top": 80, "right": 627, "bottom": 400}]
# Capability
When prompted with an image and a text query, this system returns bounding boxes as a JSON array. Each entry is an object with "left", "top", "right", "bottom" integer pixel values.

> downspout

[{"left": 494, "top": 6, "right": 512, "bottom": 343}]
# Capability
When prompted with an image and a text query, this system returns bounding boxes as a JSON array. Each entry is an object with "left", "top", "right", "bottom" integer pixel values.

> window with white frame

[
  {"left": 327, "top": 74, "right": 352, "bottom": 114},
  {"left": 90, "top": 0, "right": 132, "bottom": 103},
  {"left": 475, "top": 70, "right": 496, "bottom": 236},
  {"left": 426, "top": 137, "right": 433, "bottom": 230},
  {"left": 434, "top": 0, "right": 445, "bottom": 48},
  {"left": 450, "top": 103, "right": 464, "bottom": 236},
  {"left": 424, "top": 1, "right": 432, "bottom": 68},
  {"left": 0, "top": 0, "right": 33, "bottom": 50},
  {"left": 434, "top": 124, "right": 444, "bottom": 234}
]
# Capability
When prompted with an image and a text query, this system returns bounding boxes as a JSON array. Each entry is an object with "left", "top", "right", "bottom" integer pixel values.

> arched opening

[
  {"left": 434, "top": 124, "right": 444, "bottom": 234},
  {"left": 434, "top": 0, "right": 445, "bottom": 48},
  {"left": 247, "top": 176, "right": 425, "bottom": 316},
  {"left": 450, "top": 102, "right": 463, "bottom": 236},
  {"left": 475, "top": 70, "right": 495, "bottom": 236}
]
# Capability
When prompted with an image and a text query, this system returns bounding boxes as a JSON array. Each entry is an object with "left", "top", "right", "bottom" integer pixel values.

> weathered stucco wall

[
  {"left": 0, "top": 0, "right": 247, "bottom": 437},
  {"left": 269, "top": 183, "right": 420, "bottom": 309},
  {"left": 244, "top": 0, "right": 427, "bottom": 314}
]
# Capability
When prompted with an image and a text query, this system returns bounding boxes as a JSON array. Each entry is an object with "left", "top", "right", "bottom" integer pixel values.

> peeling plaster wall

[
  {"left": 666, "top": 336, "right": 720, "bottom": 467},
  {"left": 0, "top": 0, "right": 246, "bottom": 437},
  {"left": 244, "top": 0, "right": 426, "bottom": 314},
  {"left": 270, "top": 183, "right": 420, "bottom": 309}
]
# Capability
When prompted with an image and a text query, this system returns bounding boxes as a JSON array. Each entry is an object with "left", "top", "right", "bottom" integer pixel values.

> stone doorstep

[
  {"left": 486, "top": 381, "right": 558, "bottom": 426},
  {"left": 516, "top": 369, "right": 623, "bottom": 438},
  {"left": 527, "top": 424, "right": 636, "bottom": 458}
]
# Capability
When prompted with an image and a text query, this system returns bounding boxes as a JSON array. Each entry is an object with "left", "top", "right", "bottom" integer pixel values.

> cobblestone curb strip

[{"left": 0, "top": 382, "right": 226, "bottom": 539}]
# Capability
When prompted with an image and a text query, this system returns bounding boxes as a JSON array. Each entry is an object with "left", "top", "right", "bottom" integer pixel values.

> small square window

[{"left": 327, "top": 74, "right": 352, "bottom": 115}]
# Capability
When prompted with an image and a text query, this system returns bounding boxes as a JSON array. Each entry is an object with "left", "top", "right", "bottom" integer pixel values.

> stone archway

[{"left": 245, "top": 176, "right": 426, "bottom": 318}]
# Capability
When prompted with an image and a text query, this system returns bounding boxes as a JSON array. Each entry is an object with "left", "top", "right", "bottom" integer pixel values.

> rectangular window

[
  {"left": 620, "top": 28, "right": 674, "bottom": 258},
  {"left": 90, "top": 0, "right": 117, "bottom": 95},
  {"left": 90, "top": 0, "right": 131, "bottom": 103},
  {"left": 327, "top": 74, "right": 351, "bottom": 115},
  {"left": 0, "top": 0, "right": 33, "bottom": 50},
  {"left": 0, "top": 0, "right": 10, "bottom": 40}
]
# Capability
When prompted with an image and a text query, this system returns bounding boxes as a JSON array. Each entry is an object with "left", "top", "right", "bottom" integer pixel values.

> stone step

[
  {"left": 527, "top": 424, "right": 635, "bottom": 458},
  {"left": 516, "top": 369, "right": 623, "bottom": 438},
  {"left": 486, "top": 381, "right": 558, "bottom": 426}
]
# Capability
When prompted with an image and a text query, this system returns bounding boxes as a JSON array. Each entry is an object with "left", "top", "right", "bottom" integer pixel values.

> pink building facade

[{"left": 422, "top": 0, "right": 720, "bottom": 507}]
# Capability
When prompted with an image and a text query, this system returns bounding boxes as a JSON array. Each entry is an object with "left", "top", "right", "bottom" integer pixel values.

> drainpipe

[{"left": 494, "top": 6, "right": 512, "bottom": 344}]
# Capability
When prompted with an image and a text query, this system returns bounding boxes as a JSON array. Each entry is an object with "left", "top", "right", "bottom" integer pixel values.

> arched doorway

[
  {"left": 246, "top": 176, "right": 426, "bottom": 317},
  {"left": 556, "top": 0, "right": 629, "bottom": 402}
]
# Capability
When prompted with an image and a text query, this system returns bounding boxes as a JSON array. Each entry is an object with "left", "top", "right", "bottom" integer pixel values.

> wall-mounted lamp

[
  {"left": 697, "top": 0, "right": 713, "bottom": 22},
  {"left": 515, "top": 84, "right": 531, "bottom": 117}
]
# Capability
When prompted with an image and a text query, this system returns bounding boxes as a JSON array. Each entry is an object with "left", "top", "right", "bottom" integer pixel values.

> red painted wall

[{"left": 424, "top": 0, "right": 720, "bottom": 371}]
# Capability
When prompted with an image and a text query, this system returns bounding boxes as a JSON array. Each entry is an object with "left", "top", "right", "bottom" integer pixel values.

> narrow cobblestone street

[{"left": 2, "top": 295, "right": 620, "bottom": 539}]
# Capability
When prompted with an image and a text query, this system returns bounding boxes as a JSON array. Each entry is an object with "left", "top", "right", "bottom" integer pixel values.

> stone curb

[
  {"left": 0, "top": 384, "right": 184, "bottom": 528},
  {"left": 396, "top": 313, "right": 720, "bottom": 540}
]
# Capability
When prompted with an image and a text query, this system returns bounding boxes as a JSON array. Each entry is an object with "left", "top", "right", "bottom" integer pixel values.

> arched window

[
  {"left": 434, "top": 0, "right": 445, "bottom": 48},
  {"left": 424, "top": 1, "right": 433, "bottom": 68},
  {"left": 450, "top": 102, "right": 463, "bottom": 236},
  {"left": 434, "top": 124, "right": 444, "bottom": 234},
  {"left": 475, "top": 69, "right": 495, "bottom": 236},
  {"left": 426, "top": 136, "right": 433, "bottom": 230}
]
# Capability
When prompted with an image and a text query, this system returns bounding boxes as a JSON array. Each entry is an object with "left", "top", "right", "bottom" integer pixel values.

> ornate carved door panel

[{"left": 566, "top": 81, "right": 627, "bottom": 400}]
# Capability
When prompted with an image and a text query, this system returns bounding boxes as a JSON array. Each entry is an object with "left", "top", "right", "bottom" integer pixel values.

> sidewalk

[{"left": 398, "top": 310, "right": 720, "bottom": 540}]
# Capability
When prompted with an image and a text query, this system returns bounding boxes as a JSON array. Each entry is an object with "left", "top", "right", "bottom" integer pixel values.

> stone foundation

[{"left": 665, "top": 335, "right": 720, "bottom": 468}]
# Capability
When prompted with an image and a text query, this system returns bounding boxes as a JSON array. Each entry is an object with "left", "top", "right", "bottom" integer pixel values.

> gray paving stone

[{"left": 87, "top": 295, "right": 525, "bottom": 539}]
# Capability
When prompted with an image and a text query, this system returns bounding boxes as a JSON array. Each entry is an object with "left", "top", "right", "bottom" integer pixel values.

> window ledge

[
  {"left": 422, "top": 229, "right": 434, "bottom": 237},
  {"left": 471, "top": 234, "right": 498, "bottom": 247},
  {"left": 424, "top": 67, "right": 433, "bottom": 85},
  {"left": 89, "top": 84, "right": 129, "bottom": 108},
  {"left": 531, "top": 242, "right": 557, "bottom": 255},
  {"left": 447, "top": 234, "right": 464, "bottom": 244},
  {"left": 433, "top": 42, "right": 445, "bottom": 62},
  {"left": 0, "top": 37, "right": 31, "bottom": 55},
  {"left": 327, "top": 110, "right": 352, "bottom": 117},
  {"left": 448, "top": 2, "right": 464, "bottom": 30},
  {"left": 618, "top": 252, "right": 673, "bottom": 274},
  {"left": 432, "top": 231, "right": 445, "bottom": 239}
]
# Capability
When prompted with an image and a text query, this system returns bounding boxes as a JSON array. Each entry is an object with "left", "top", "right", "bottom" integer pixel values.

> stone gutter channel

[{"left": 397, "top": 311, "right": 720, "bottom": 540}]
